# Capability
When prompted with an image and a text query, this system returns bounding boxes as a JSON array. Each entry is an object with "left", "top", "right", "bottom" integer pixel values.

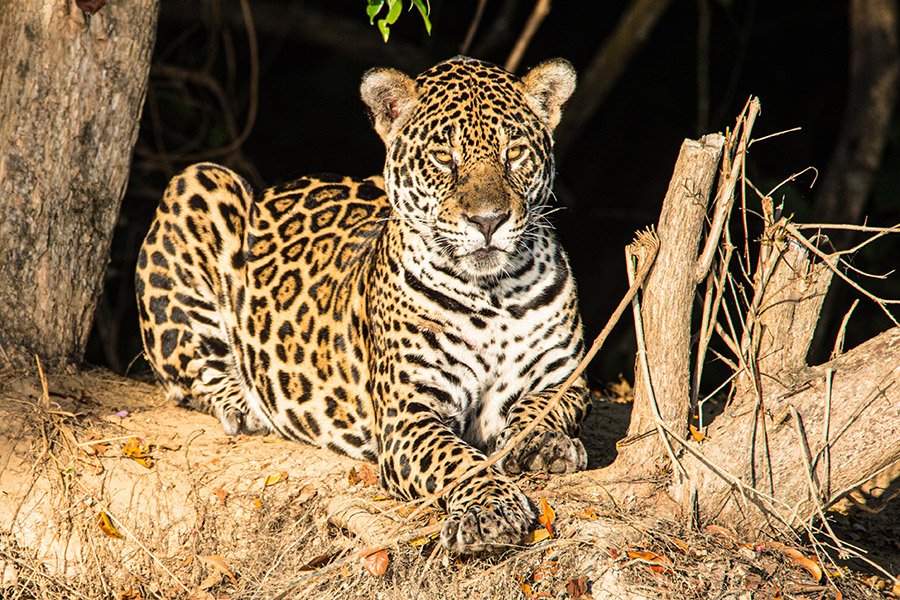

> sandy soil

[{"left": 0, "top": 366, "right": 895, "bottom": 599}]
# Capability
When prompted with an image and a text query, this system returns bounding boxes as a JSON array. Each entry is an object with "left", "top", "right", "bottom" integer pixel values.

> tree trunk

[{"left": 0, "top": 0, "right": 159, "bottom": 366}]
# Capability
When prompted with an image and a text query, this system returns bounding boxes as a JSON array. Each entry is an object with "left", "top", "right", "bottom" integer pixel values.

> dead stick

[
  {"left": 695, "top": 97, "right": 760, "bottom": 283},
  {"left": 788, "top": 405, "right": 847, "bottom": 555},
  {"left": 504, "top": 0, "right": 551, "bottom": 73},
  {"left": 783, "top": 222, "right": 900, "bottom": 325}
]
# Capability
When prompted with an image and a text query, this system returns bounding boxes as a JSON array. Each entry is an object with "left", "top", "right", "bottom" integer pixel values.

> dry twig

[
  {"left": 504, "top": 0, "right": 551, "bottom": 73},
  {"left": 460, "top": 0, "right": 488, "bottom": 55}
]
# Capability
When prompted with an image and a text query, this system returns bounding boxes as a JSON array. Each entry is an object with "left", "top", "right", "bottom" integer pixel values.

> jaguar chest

[{"left": 369, "top": 236, "right": 573, "bottom": 449}]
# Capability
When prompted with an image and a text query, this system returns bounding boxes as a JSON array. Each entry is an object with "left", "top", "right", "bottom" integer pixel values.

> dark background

[{"left": 89, "top": 0, "right": 900, "bottom": 392}]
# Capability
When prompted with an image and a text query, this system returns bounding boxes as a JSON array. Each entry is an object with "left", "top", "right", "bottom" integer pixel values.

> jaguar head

[{"left": 361, "top": 56, "right": 576, "bottom": 279}]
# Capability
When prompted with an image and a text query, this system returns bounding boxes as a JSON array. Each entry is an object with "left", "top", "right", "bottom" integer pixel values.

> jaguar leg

[{"left": 491, "top": 378, "right": 590, "bottom": 476}]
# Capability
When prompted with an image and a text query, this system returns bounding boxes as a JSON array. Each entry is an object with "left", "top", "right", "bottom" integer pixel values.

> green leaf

[
  {"left": 385, "top": 0, "right": 402, "bottom": 25},
  {"left": 411, "top": 0, "right": 432, "bottom": 35},
  {"left": 376, "top": 19, "right": 390, "bottom": 42},
  {"left": 376, "top": 0, "right": 402, "bottom": 42},
  {"left": 366, "top": 0, "right": 384, "bottom": 25},
  {"left": 367, "top": 0, "right": 431, "bottom": 42}
]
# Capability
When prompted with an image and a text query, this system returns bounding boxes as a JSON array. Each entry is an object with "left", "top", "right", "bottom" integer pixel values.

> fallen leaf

[
  {"left": 704, "top": 524, "right": 735, "bottom": 539},
  {"left": 187, "top": 590, "right": 215, "bottom": 600},
  {"left": 118, "top": 587, "right": 142, "bottom": 600},
  {"left": 97, "top": 511, "right": 123, "bottom": 538},
  {"left": 122, "top": 437, "right": 154, "bottom": 468},
  {"left": 537, "top": 498, "right": 555, "bottom": 537},
  {"left": 264, "top": 471, "right": 288, "bottom": 488},
  {"left": 773, "top": 545, "right": 823, "bottom": 582},
  {"left": 199, "top": 555, "right": 237, "bottom": 585},
  {"left": 295, "top": 483, "right": 317, "bottom": 503},
  {"left": 626, "top": 550, "right": 673, "bottom": 573},
  {"left": 253, "top": 498, "right": 262, "bottom": 509},
  {"left": 358, "top": 463, "right": 379, "bottom": 486},
  {"left": 565, "top": 575, "right": 589, "bottom": 598},
  {"left": 299, "top": 551, "right": 340, "bottom": 571},
  {"left": 667, "top": 536, "right": 691, "bottom": 554},
  {"left": 606, "top": 376, "right": 633, "bottom": 402},
  {"left": 577, "top": 507, "right": 599, "bottom": 521},
  {"left": 689, "top": 423, "right": 707, "bottom": 442},
  {"left": 82, "top": 431, "right": 111, "bottom": 456},
  {"left": 213, "top": 487, "right": 228, "bottom": 503},
  {"left": 524, "top": 527, "right": 551, "bottom": 545},
  {"left": 362, "top": 549, "right": 389, "bottom": 576},
  {"left": 410, "top": 531, "right": 439, "bottom": 547},
  {"left": 347, "top": 467, "right": 361, "bottom": 486}
]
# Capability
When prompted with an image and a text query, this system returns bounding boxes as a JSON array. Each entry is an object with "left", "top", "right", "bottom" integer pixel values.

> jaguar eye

[
  {"left": 431, "top": 149, "right": 454, "bottom": 167},
  {"left": 506, "top": 145, "right": 526, "bottom": 162}
]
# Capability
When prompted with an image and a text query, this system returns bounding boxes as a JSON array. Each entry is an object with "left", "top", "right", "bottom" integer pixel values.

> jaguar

[{"left": 135, "top": 56, "right": 590, "bottom": 553}]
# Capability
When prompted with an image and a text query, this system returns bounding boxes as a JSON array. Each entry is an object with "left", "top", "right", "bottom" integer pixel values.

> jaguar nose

[{"left": 465, "top": 211, "right": 510, "bottom": 244}]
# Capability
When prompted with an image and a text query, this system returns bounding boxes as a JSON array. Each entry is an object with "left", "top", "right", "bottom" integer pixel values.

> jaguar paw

[
  {"left": 215, "top": 405, "right": 270, "bottom": 436},
  {"left": 440, "top": 479, "right": 536, "bottom": 554},
  {"left": 495, "top": 427, "right": 587, "bottom": 475}
]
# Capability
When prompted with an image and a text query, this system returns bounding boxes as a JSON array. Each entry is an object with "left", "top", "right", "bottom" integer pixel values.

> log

[{"left": 673, "top": 326, "right": 900, "bottom": 536}]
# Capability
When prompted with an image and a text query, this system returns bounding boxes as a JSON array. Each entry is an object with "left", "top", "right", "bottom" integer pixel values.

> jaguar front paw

[
  {"left": 440, "top": 477, "right": 537, "bottom": 554},
  {"left": 215, "top": 405, "right": 270, "bottom": 436},
  {"left": 493, "top": 427, "right": 587, "bottom": 475}
]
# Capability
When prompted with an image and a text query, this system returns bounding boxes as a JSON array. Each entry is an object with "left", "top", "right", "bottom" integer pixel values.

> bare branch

[
  {"left": 504, "top": 0, "right": 551, "bottom": 73},
  {"left": 460, "top": 0, "right": 488, "bottom": 55},
  {"left": 695, "top": 97, "right": 760, "bottom": 284}
]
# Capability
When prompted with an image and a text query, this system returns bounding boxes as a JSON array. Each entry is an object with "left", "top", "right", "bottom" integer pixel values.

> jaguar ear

[
  {"left": 360, "top": 67, "right": 419, "bottom": 144},
  {"left": 521, "top": 59, "right": 576, "bottom": 131}
]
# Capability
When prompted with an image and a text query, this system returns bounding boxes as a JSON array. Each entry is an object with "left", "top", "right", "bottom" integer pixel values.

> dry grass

[{"left": 0, "top": 367, "right": 895, "bottom": 599}]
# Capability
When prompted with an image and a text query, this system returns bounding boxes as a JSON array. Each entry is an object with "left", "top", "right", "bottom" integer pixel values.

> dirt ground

[{"left": 0, "top": 366, "right": 896, "bottom": 599}]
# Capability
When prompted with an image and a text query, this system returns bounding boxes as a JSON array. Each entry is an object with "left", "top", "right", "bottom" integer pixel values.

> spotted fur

[{"left": 136, "top": 56, "right": 589, "bottom": 553}]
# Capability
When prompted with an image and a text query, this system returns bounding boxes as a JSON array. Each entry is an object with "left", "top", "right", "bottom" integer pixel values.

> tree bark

[
  {"left": 0, "top": 0, "right": 158, "bottom": 366},
  {"left": 734, "top": 218, "right": 834, "bottom": 400}
]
